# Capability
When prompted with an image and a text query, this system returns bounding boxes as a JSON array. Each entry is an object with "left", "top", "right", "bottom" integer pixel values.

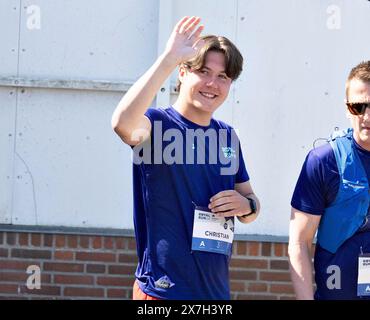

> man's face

[
  {"left": 347, "top": 79, "right": 370, "bottom": 150},
  {"left": 178, "top": 51, "right": 232, "bottom": 114}
]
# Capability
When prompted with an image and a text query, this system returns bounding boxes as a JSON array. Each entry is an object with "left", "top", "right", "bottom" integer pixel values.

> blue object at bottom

[{"left": 358, "top": 283, "right": 370, "bottom": 296}]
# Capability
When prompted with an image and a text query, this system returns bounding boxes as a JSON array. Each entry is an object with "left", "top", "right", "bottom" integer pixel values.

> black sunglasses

[{"left": 346, "top": 102, "right": 370, "bottom": 115}]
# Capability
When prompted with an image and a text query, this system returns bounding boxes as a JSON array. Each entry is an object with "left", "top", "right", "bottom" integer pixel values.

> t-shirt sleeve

[
  {"left": 143, "top": 107, "right": 168, "bottom": 150},
  {"left": 144, "top": 107, "right": 165, "bottom": 125},
  {"left": 235, "top": 143, "right": 249, "bottom": 183},
  {"left": 291, "top": 145, "right": 339, "bottom": 215}
]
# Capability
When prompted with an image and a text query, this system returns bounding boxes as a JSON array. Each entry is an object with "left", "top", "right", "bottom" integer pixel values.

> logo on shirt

[
  {"left": 222, "top": 147, "right": 236, "bottom": 159},
  {"left": 343, "top": 179, "right": 366, "bottom": 190},
  {"left": 348, "top": 183, "right": 366, "bottom": 190},
  {"left": 155, "top": 276, "right": 174, "bottom": 289}
]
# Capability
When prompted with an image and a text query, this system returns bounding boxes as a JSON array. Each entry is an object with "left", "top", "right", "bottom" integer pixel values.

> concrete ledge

[
  {"left": 0, "top": 76, "right": 177, "bottom": 93},
  {"left": 0, "top": 223, "right": 135, "bottom": 237}
]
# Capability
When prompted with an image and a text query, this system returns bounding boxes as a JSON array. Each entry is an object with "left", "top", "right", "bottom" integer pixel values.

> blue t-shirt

[
  {"left": 132, "top": 106, "right": 249, "bottom": 300},
  {"left": 291, "top": 138, "right": 370, "bottom": 299}
]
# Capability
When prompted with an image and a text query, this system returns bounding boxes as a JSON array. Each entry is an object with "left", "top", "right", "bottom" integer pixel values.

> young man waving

[{"left": 112, "top": 16, "right": 260, "bottom": 300}]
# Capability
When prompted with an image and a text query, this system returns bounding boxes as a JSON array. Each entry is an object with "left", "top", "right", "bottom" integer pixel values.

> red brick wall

[
  {"left": 0, "top": 231, "right": 294, "bottom": 299},
  {"left": 230, "top": 241, "right": 294, "bottom": 299}
]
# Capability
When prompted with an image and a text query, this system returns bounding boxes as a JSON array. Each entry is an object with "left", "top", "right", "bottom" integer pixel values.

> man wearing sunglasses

[{"left": 289, "top": 61, "right": 370, "bottom": 300}]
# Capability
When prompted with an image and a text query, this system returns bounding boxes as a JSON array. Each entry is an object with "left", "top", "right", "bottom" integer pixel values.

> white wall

[{"left": 1, "top": 0, "right": 370, "bottom": 236}]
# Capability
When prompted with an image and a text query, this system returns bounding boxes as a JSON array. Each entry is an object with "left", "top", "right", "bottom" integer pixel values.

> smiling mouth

[{"left": 199, "top": 92, "right": 218, "bottom": 99}]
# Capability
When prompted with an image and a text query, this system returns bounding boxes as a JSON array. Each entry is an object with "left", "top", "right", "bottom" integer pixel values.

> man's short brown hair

[
  {"left": 346, "top": 61, "right": 370, "bottom": 100},
  {"left": 176, "top": 35, "right": 243, "bottom": 92}
]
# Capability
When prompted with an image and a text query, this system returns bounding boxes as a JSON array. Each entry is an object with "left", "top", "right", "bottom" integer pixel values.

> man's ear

[
  {"left": 344, "top": 99, "right": 351, "bottom": 119},
  {"left": 178, "top": 65, "right": 187, "bottom": 81},
  {"left": 177, "top": 65, "right": 188, "bottom": 89}
]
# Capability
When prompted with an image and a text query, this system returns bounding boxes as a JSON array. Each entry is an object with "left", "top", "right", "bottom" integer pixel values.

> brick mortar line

[
  {"left": 229, "top": 267, "right": 289, "bottom": 271},
  {"left": 231, "top": 255, "right": 288, "bottom": 259},
  {"left": 3, "top": 245, "right": 137, "bottom": 253}
]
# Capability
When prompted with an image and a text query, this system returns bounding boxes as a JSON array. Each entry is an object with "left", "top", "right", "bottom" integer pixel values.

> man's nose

[{"left": 205, "top": 77, "right": 218, "bottom": 88}]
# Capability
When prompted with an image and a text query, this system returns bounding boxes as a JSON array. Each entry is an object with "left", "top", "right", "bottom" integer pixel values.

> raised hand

[{"left": 164, "top": 16, "right": 205, "bottom": 65}]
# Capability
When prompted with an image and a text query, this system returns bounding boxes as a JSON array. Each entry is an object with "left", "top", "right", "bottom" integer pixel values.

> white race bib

[
  {"left": 191, "top": 206, "right": 234, "bottom": 255},
  {"left": 357, "top": 254, "right": 370, "bottom": 296}
]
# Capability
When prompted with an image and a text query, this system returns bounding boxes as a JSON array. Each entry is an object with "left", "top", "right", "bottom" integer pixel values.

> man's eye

[{"left": 219, "top": 74, "right": 227, "bottom": 80}]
